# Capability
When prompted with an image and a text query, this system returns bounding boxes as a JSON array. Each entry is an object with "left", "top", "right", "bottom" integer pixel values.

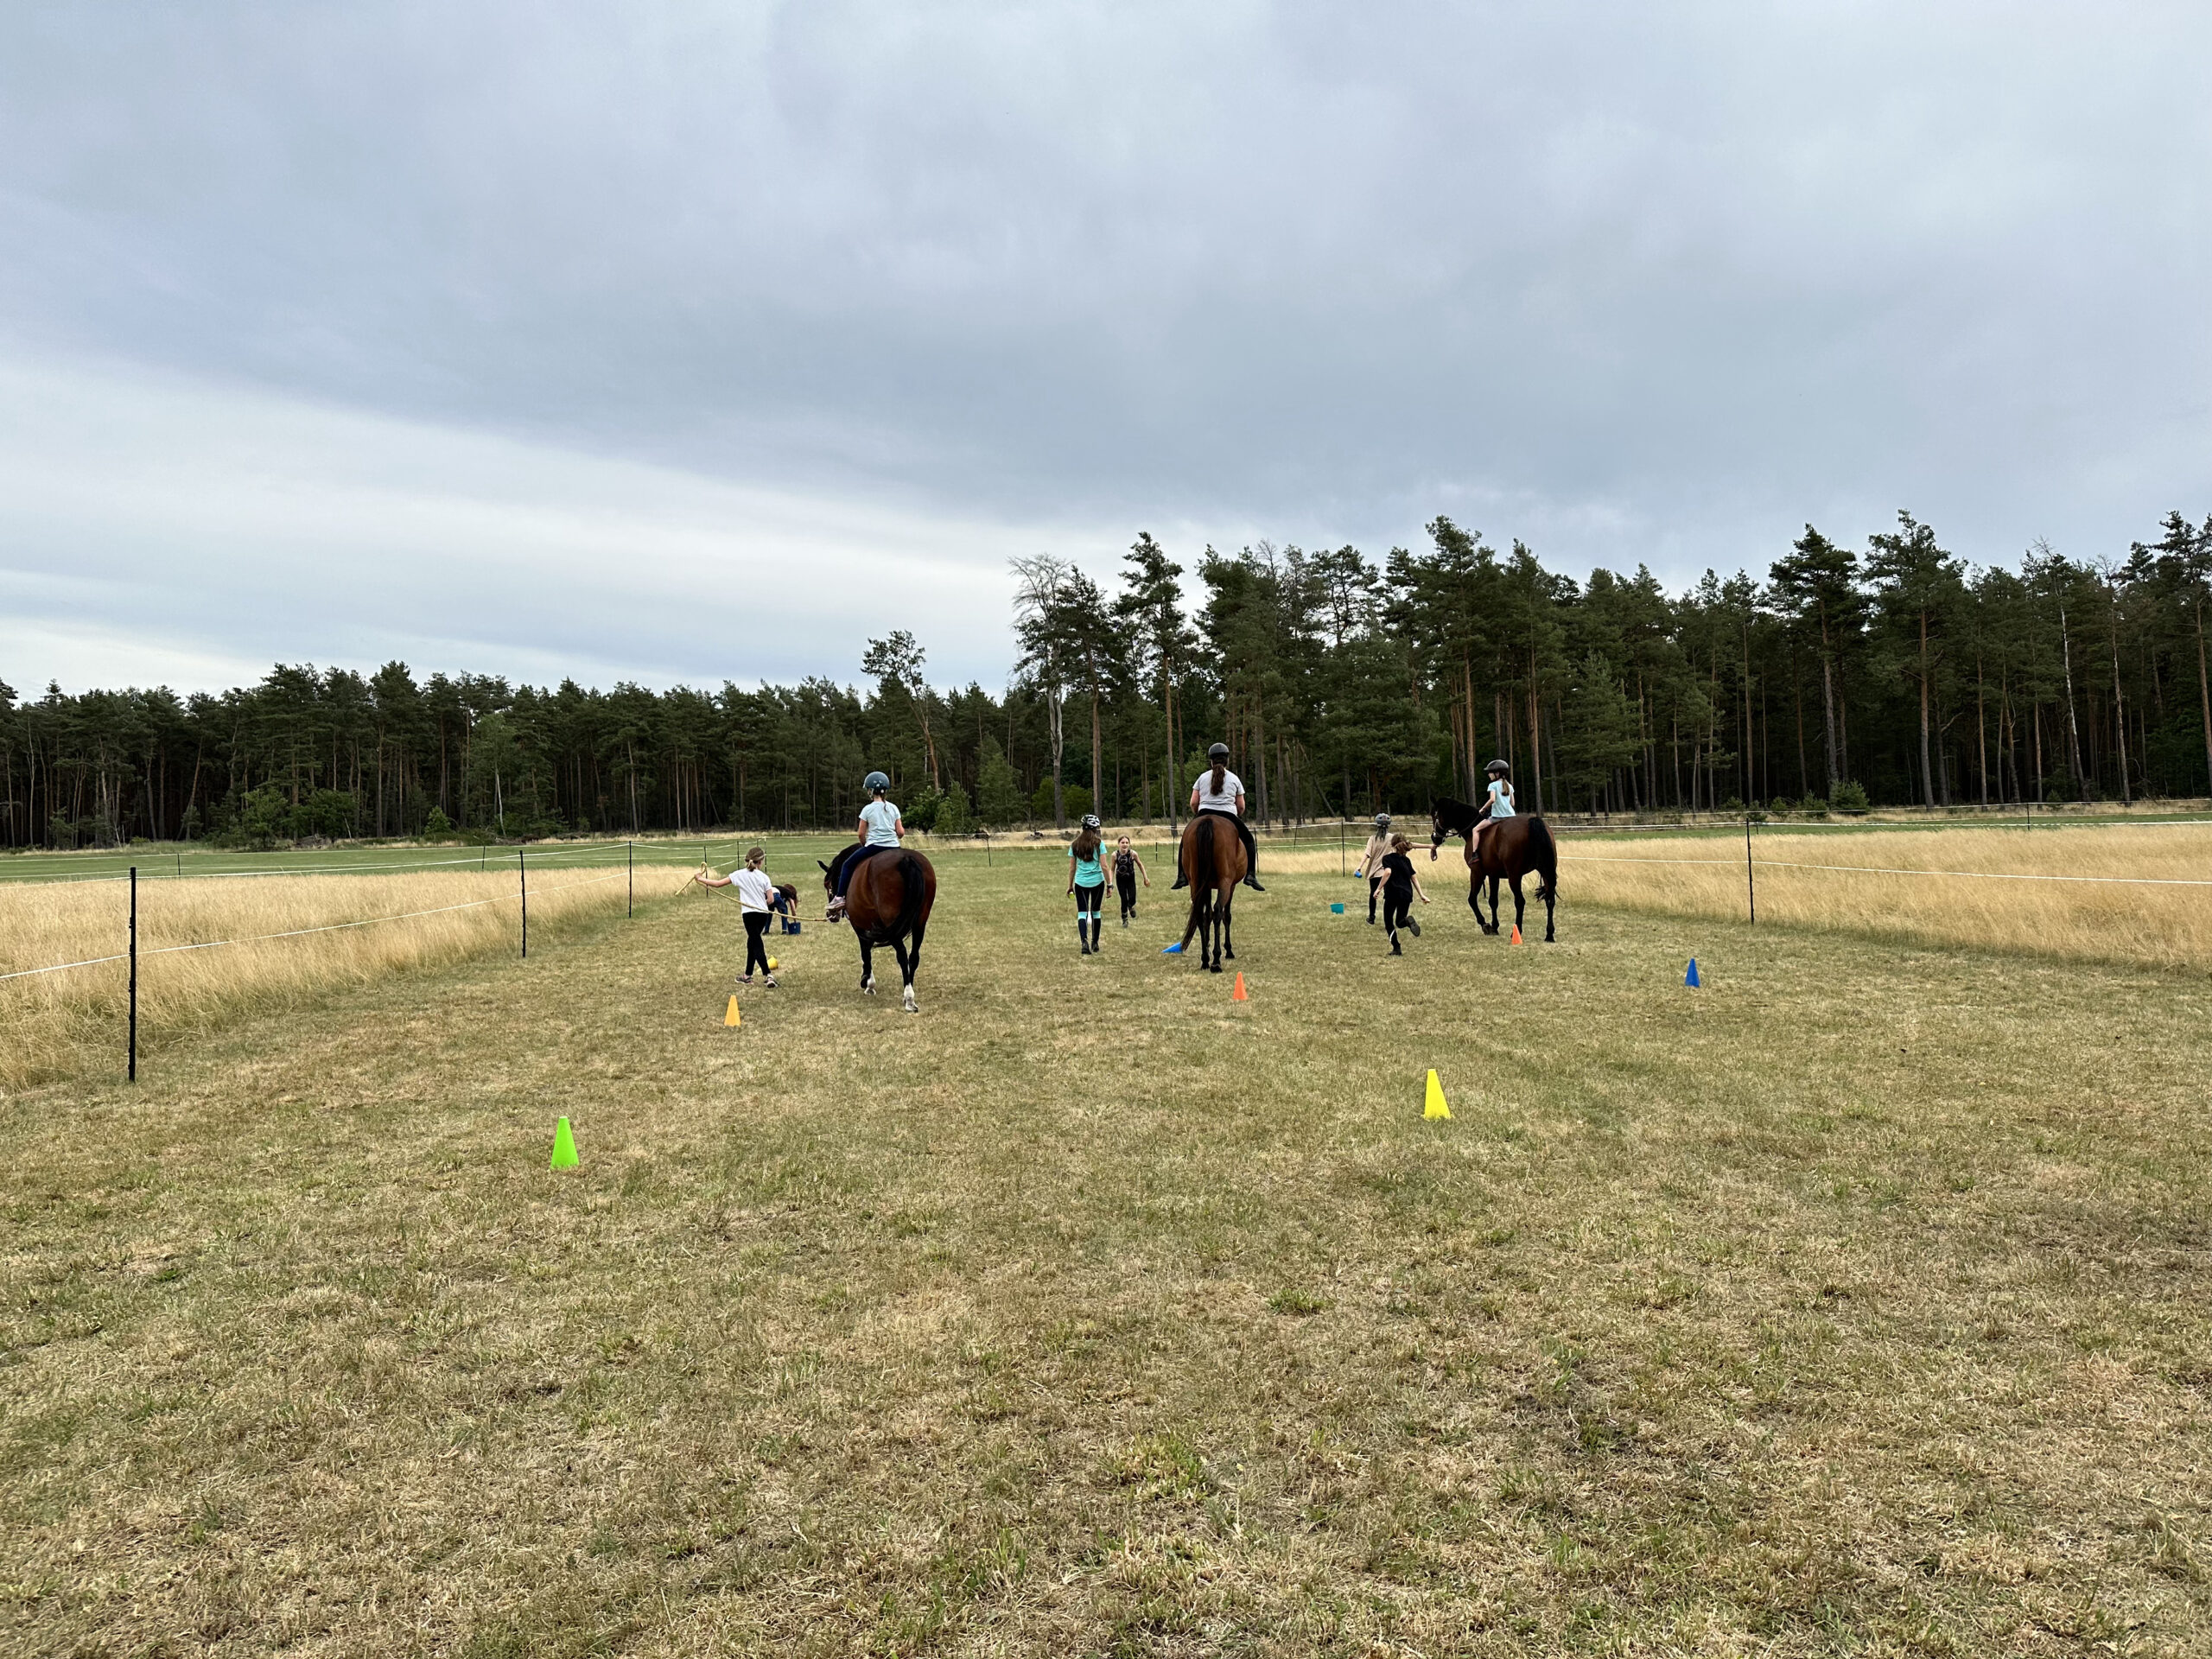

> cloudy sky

[{"left": 2, "top": 3, "right": 2206, "bottom": 695}]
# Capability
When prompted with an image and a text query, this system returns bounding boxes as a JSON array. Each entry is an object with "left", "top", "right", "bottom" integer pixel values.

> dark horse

[
  {"left": 1175, "top": 812, "right": 1247, "bottom": 972},
  {"left": 818, "top": 845, "right": 938, "bottom": 1013},
  {"left": 1429, "top": 798, "right": 1559, "bottom": 942}
]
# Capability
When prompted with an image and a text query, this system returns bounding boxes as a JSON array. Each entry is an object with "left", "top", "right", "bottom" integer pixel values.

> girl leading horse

[{"left": 1429, "top": 761, "right": 1559, "bottom": 941}]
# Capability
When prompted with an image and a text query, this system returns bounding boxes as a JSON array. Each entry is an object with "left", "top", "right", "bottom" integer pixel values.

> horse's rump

[{"left": 1179, "top": 812, "right": 1246, "bottom": 888}]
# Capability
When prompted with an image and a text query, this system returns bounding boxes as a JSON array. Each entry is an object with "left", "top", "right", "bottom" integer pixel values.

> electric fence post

[
  {"left": 518, "top": 848, "right": 528, "bottom": 959},
  {"left": 1745, "top": 814, "right": 1756, "bottom": 925},
  {"left": 628, "top": 841, "right": 634, "bottom": 918},
  {"left": 128, "top": 866, "right": 138, "bottom": 1082}
]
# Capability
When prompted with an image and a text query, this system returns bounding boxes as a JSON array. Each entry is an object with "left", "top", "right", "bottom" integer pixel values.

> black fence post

[
  {"left": 519, "top": 849, "right": 528, "bottom": 959},
  {"left": 1745, "top": 815, "right": 1756, "bottom": 925},
  {"left": 128, "top": 866, "right": 139, "bottom": 1082}
]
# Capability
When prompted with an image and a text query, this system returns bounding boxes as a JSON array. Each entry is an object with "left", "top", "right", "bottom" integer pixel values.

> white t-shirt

[
  {"left": 1192, "top": 768, "right": 1244, "bottom": 814},
  {"left": 859, "top": 798, "right": 902, "bottom": 846},
  {"left": 732, "top": 868, "right": 775, "bottom": 912}
]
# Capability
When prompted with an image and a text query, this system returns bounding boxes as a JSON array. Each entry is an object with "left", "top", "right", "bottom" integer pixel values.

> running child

[
  {"left": 1112, "top": 835, "right": 1148, "bottom": 925},
  {"left": 1354, "top": 812, "right": 1394, "bottom": 925},
  {"left": 1378, "top": 833, "right": 1430, "bottom": 956},
  {"left": 695, "top": 844, "right": 780, "bottom": 987},
  {"left": 1068, "top": 814, "right": 1109, "bottom": 954}
]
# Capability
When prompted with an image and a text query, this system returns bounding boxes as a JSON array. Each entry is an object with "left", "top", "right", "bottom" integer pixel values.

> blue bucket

[
  {"left": 1330, "top": 902, "right": 1345, "bottom": 914},
  {"left": 783, "top": 919, "right": 802, "bottom": 935}
]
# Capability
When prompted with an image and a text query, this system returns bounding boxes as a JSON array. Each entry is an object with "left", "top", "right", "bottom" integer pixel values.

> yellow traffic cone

[
  {"left": 723, "top": 995, "right": 741, "bottom": 1027},
  {"left": 550, "top": 1116, "right": 579, "bottom": 1169},
  {"left": 1423, "top": 1070, "right": 1452, "bottom": 1120}
]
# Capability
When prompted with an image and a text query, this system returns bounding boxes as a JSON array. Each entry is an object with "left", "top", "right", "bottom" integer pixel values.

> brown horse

[
  {"left": 818, "top": 845, "right": 938, "bottom": 1012},
  {"left": 1428, "top": 798, "right": 1559, "bottom": 942},
  {"left": 1175, "top": 812, "right": 1247, "bottom": 971}
]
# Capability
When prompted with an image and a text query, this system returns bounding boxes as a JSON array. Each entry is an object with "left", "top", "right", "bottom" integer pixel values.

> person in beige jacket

[{"left": 1353, "top": 813, "right": 1395, "bottom": 925}]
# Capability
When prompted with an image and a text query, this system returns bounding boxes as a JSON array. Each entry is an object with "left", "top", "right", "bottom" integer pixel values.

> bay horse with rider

[
  {"left": 820, "top": 769, "right": 938, "bottom": 1012},
  {"left": 1429, "top": 759, "right": 1558, "bottom": 942}
]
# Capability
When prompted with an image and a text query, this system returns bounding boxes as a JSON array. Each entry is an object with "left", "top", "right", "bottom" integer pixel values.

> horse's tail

[
  {"left": 1178, "top": 820, "right": 1217, "bottom": 948},
  {"left": 891, "top": 850, "right": 930, "bottom": 938},
  {"left": 1526, "top": 816, "right": 1558, "bottom": 899}
]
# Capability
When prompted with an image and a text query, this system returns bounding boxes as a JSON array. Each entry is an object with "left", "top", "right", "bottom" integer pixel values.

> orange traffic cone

[
  {"left": 1231, "top": 972, "right": 1249, "bottom": 1001},
  {"left": 1510, "top": 925, "right": 1522, "bottom": 944},
  {"left": 723, "top": 995, "right": 742, "bottom": 1027}
]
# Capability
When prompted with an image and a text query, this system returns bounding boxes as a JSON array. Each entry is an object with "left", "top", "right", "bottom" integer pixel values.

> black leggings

[
  {"left": 742, "top": 912, "right": 772, "bottom": 976},
  {"left": 1368, "top": 874, "right": 1383, "bottom": 918},
  {"left": 1117, "top": 871, "right": 1138, "bottom": 917},
  {"left": 1382, "top": 887, "right": 1412, "bottom": 936},
  {"left": 1074, "top": 884, "right": 1104, "bottom": 916}
]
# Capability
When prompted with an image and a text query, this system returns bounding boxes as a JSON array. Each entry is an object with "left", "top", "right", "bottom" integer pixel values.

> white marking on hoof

[{"left": 903, "top": 987, "right": 918, "bottom": 1013}]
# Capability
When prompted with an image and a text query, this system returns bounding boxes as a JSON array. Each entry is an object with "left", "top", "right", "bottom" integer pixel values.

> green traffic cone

[{"left": 550, "top": 1116, "right": 578, "bottom": 1170}]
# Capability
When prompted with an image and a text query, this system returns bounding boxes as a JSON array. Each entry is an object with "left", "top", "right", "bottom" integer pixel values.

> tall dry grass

[
  {"left": 1262, "top": 823, "right": 2212, "bottom": 970},
  {"left": 0, "top": 865, "right": 632, "bottom": 1090}
]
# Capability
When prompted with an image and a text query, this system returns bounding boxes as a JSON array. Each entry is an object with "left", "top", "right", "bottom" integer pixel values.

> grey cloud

[{"left": 1, "top": 2, "right": 2206, "bottom": 689}]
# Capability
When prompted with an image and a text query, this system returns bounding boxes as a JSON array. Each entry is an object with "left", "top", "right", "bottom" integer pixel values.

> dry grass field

[
  {"left": 0, "top": 858, "right": 639, "bottom": 1092},
  {"left": 3, "top": 842, "right": 2209, "bottom": 1656},
  {"left": 1267, "top": 821, "right": 2212, "bottom": 975}
]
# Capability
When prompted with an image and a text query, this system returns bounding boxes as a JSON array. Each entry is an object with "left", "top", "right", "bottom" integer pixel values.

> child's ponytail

[{"left": 1210, "top": 759, "right": 1227, "bottom": 796}]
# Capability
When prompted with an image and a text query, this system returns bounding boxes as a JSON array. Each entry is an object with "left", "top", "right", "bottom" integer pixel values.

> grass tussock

[{"left": 0, "top": 866, "right": 633, "bottom": 1091}]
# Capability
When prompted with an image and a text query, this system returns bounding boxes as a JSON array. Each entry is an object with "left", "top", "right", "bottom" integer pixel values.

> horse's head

[
  {"left": 817, "top": 858, "right": 833, "bottom": 892},
  {"left": 1429, "top": 804, "right": 1449, "bottom": 861}
]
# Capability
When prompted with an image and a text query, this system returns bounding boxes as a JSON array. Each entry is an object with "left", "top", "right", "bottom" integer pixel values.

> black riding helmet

[
  {"left": 1484, "top": 759, "right": 1511, "bottom": 778},
  {"left": 1207, "top": 742, "right": 1230, "bottom": 762}
]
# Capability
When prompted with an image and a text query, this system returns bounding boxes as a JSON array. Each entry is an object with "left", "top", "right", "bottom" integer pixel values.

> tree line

[{"left": 4, "top": 508, "right": 2207, "bottom": 850}]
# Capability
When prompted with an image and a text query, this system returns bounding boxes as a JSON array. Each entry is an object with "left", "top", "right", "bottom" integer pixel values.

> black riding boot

[{"left": 1240, "top": 823, "right": 1266, "bottom": 891}]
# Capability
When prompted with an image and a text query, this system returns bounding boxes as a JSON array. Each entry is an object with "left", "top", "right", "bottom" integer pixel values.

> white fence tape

[{"left": 0, "top": 868, "right": 628, "bottom": 983}]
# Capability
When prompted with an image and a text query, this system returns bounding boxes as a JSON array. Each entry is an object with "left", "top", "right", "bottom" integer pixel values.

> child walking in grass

[
  {"left": 1354, "top": 813, "right": 1394, "bottom": 925},
  {"left": 696, "top": 845, "right": 780, "bottom": 988},
  {"left": 1113, "top": 835, "right": 1148, "bottom": 926},
  {"left": 1378, "top": 833, "right": 1430, "bottom": 956},
  {"left": 1068, "top": 815, "right": 1109, "bottom": 955}
]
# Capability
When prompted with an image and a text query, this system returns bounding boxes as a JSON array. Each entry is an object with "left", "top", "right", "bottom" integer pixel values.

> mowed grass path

[{"left": 4, "top": 857, "right": 2209, "bottom": 1656}]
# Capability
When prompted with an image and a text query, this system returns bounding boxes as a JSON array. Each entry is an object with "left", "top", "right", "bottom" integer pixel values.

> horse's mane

[{"left": 1431, "top": 797, "right": 1482, "bottom": 836}]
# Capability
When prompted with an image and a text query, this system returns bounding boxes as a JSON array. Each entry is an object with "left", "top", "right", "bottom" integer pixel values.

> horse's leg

[
  {"left": 1544, "top": 879, "right": 1557, "bottom": 942},
  {"left": 904, "top": 918, "right": 925, "bottom": 1009},
  {"left": 1205, "top": 893, "right": 1223, "bottom": 972},
  {"left": 1487, "top": 873, "right": 1503, "bottom": 933},
  {"left": 859, "top": 938, "right": 875, "bottom": 994},
  {"left": 1510, "top": 873, "right": 1527, "bottom": 936},
  {"left": 889, "top": 934, "right": 916, "bottom": 1013},
  {"left": 1220, "top": 887, "right": 1236, "bottom": 961}
]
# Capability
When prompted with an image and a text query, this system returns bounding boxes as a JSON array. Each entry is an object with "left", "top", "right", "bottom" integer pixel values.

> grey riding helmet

[
  {"left": 1484, "top": 759, "right": 1510, "bottom": 777},
  {"left": 1207, "top": 742, "right": 1230, "bottom": 761},
  {"left": 1374, "top": 813, "right": 1391, "bottom": 828},
  {"left": 863, "top": 770, "right": 891, "bottom": 792}
]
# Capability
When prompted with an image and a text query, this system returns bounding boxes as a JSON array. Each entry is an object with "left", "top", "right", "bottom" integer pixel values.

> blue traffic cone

[
  {"left": 1685, "top": 957, "right": 1700, "bottom": 988},
  {"left": 1161, "top": 942, "right": 1183, "bottom": 954}
]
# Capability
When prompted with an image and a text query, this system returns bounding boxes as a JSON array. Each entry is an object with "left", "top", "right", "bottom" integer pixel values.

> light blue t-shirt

[
  {"left": 1070, "top": 843, "right": 1106, "bottom": 887},
  {"left": 859, "top": 798, "right": 902, "bottom": 846},
  {"left": 1486, "top": 779, "right": 1516, "bottom": 819}
]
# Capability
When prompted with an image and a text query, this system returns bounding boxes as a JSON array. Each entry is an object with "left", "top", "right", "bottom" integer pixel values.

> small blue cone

[
  {"left": 1685, "top": 957, "right": 1700, "bottom": 988},
  {"left": 1161, "top": 942, "right": 1183, "bottom": 954}
]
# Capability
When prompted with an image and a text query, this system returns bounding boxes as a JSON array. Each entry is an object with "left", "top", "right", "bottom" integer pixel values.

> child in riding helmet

[
  {"left": 1378, "top": 833, "right": 1431, "bottom": 955},
  {"left": 1355, "top": 812, "right": 1394, "bottom": 924},
  {"left": 1113, "top": 835, "right": 1147, "bottom": 925},
  {"left": 1473, "top": 760, "right": 1515, "bottom": 851},
  {"left": 1169, "top": 743, "right": 1266, "bottom": 892},
  {"left": 828, "top": 770, "right": 903, "bottom": 920},
  {"left": 1068, "top": 815, "right": 1109, "bottom": 953}
]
